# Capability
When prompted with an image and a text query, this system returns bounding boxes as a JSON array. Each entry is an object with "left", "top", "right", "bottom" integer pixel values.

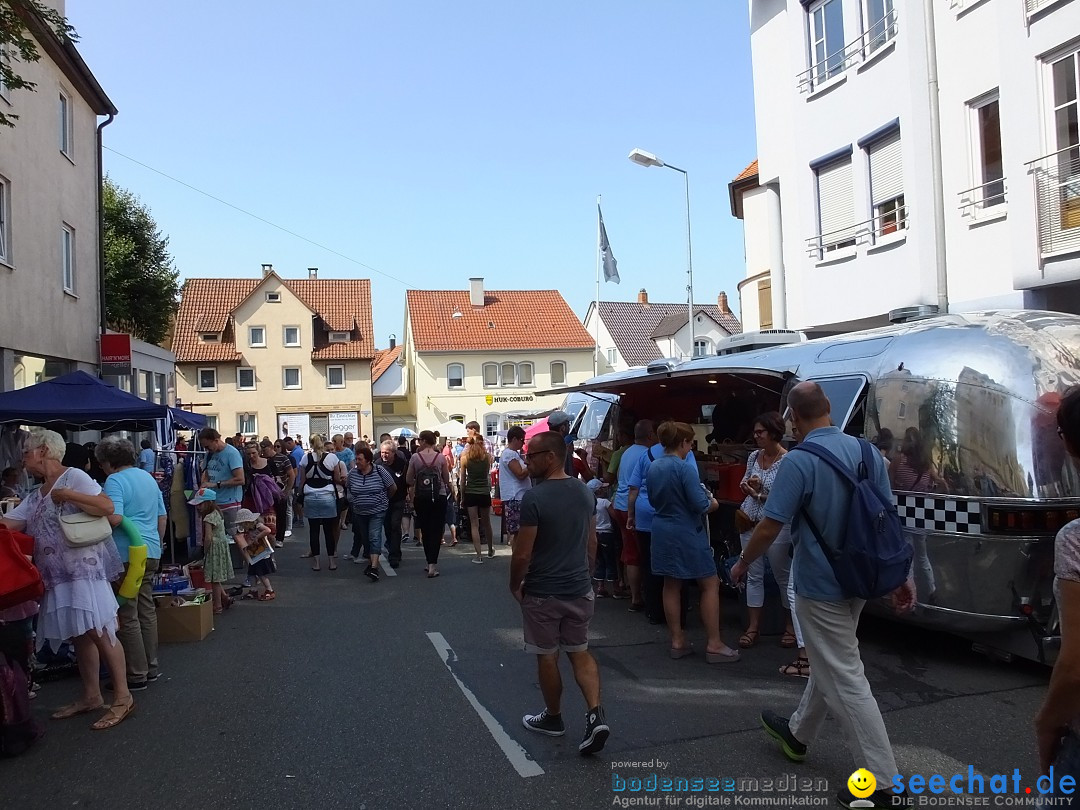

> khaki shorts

[{"left": 521, "top": 593, "right": 595, "bottom": 655}]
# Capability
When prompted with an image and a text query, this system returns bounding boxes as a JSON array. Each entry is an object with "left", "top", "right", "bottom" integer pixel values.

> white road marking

[
  {"left": 379, "top": 553, "right": 397, "bottom": 576},
  {"left": 425, "top": 631, "right": 544, "bottom": 778}
]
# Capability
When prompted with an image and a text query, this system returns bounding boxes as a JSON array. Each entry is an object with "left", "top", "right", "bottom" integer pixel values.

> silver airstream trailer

[{"left": 546, "top": 311, "right": 1080, "bottom": 664}]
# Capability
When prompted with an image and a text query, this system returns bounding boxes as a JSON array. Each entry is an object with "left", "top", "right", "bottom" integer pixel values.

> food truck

[{"left": 546, "top": 311, "right": 1080, "bottom": 664}]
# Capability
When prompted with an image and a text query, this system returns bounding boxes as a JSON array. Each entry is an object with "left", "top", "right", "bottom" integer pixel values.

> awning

[{"left": 170, "top": 407, "right": 207, "bottom": 431}]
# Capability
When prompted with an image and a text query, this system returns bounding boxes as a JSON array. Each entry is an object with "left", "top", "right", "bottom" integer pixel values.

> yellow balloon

[{"left": 847, "top": 769, "right": 877, "bottom": 799}]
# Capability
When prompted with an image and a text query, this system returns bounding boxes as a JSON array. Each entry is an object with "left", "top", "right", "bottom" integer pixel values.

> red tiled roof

[
  {"left": 406, "top": 289, "right": 594, "bottom": 353},
  {"left": 733, "top": 159, "right": 759, "bottom": 183},
  {"left": 371, "top": 346, "right": 402, "bottom": 382},
  {"left": 598, "top": 301, "right": 742, "bottom": 367},
  {"left": 173, "top": 276, "right": 375, "bottom": 362}
]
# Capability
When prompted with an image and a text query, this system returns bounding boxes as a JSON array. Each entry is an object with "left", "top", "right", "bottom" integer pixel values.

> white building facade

[{"left": 744, "top": 0, "right": 1080, "bottom": 334}]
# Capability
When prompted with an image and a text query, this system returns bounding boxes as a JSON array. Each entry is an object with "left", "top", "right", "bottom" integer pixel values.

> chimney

[
  {"left": 469, "top": 277, "right": 485, "bottom": 307},
  {"left": 389, "top": 335, "right": 396, "bottom": 349},
  {"left": 718, "top": 291, "right": 731, "bottom": 314},
  {"left": 637, "top": 288, "right": 649, "bottom": 305},
  {"left": 308, "top": 267, "right": 318, "bottom": 280},
  {"left": 261, "top": 263, "right": 273, "bottom": 277}
]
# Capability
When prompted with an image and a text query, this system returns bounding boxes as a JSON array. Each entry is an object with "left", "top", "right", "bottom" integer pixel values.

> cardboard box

[{"left": 154, "top": 597, "right": 214, "bottom": 643}]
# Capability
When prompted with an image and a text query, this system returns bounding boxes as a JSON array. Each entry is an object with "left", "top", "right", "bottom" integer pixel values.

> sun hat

[
  {"left": 586, "top": 478, "right": 605, "bottom": 492},
  {"left": 547, "top": 411, "right": 571, "bottom": 429},
  {"left": 234, "top": 508, "right": 260, "bottom": 525},
  {"left": 188, "top": 488, "right": 217, "bottom": 505}
]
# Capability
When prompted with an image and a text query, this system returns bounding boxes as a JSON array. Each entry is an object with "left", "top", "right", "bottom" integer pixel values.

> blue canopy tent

[
  {"left": 0, "top": 370, "right": 174, "bottom": 432},
  {"left": 169, "top": 407, "right": 206, "bottom": 431}
]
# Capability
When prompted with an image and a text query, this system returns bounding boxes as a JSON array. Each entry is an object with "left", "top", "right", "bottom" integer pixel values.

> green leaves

[
  {"left": 102, "top": 177, "right": 180, "bottom": 345},
  {"left": 0, "top": 0, "right": 80, "bottom": 128}
]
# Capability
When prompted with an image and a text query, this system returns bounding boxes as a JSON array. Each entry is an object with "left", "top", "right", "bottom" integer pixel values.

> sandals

[
  {"left": 91, "top": 696, "right": 134, "bottom": 730},
  {"left": 328, "top": 562, "right": 338, "bottom": 571},
  {"left": 738, "top": 630, "right": 760, "bottom": 649},
  {"left": 427, "top": 570, "right": 440, "bottom": 578},
  {"left": 52, "top": 699, "right": 105, "bottom": 720},
  {"left": 779, "top": 631, "right": 797, "bottom": 648},
  {"left": 257, "top": 591, "right": 276, "bottom": 601},
  {"left": 779, "top": 656, "right": 811, "bottom": 678},
  {"left": 669, "top": 645, "right": 694, "bottom": 659},
  {"left": 705, "top": 648, "right": 741, "bottom": 664}
]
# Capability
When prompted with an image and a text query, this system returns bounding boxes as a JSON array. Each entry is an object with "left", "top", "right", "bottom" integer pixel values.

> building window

[
  {"left": 864, "top": 0, "right": 896, "bottom": 54},
  {"left": 0, "top": 176, "right": 9, "bottom": 264},
  {"left": 283, "top": 326, "right": 300, "bottom": 347},
  {"left": 61, "top": 224, "right": 75, "bottom": 292},
  {"left": 204, "top": 414, "right": 218, "bottom": 430},
  {"left": 808, "top": 0, "right": 846, "bottom": 87},
  {"left": 201, "top": 333, "right": 219, "bottom": 342},
  {"left": 265, "top": 292, "right": 281, "bottom": 303},
  {"left": 550, "top": 361, "right": 567, "bottom": 386},
  {"left": 237, "top": 367, "right": 256, "bottom": 391},
  {"left": 327, "top": 365, "right": 345, "bottom": 388},
  {"left": 381, "top": 402, "right": 395, "bottom": 415},
  {"left": 0, "top": 47, "right": 8, "bottom": 102},
  {"left": 449, "top": 414, "right": 465, "bottom": 424},
  {"left": 198, "top": 368, "right": 217, "bottom": 391},
  {"left": 867, "top": 131, "right": 905, "bottom": 238},
  {"left": 248, "top": 326, "right": 266, "bottom": 347},
  {"left": 759, "top": 279, "right": 774, "bottom": 330},
  {"left": 606, "top": 348, "right": 617, "bottom": 365},
  {"left": 154, "top": 373, "right": 166, "bottom": 404},
  {"left": 501, "top": 362, "right": 517, "bottom": 387},
  {"left": 897, "top": 401, "right": 907, "bottom": 419},
  {"left": 238, "top": 413, "right": 257, "bottom": 435},
  {"left": 971, "top": 94, "right": 1004, "bottom": 209},
  {"left": 329, "top": 331, "right": 349, "bottom": 343},
  {"left": 484, "top": 413, "right": 500, "bottom": 438},
  {"left": 814, "top": 157, "right": 856, "bottom": 255},
  {"left": 482, "top": 362, "right": 499, "bottom": 387},
  {"left": 58, "top": 88, "right": 72, "bottom": 157},
  {"left": 447, "top": 363, "right": 464, "bottom": 389},
  {"left": 518, "top": 362, "right": 533, "bottom": 386},
  {"left": 693, "top": 339, "right": 711, "bottom": 357},
  {"left": 283, "top": 367, "right": 301, "bottom": 389}
]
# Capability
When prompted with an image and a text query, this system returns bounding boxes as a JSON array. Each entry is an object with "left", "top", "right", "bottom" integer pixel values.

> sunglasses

[{"left": 523, "top": 450, "right": 553, "bottom": 460}]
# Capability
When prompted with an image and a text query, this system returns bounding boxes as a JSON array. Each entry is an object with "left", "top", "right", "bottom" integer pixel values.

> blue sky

[{"left": 69, "top": 1, "right": 757, "bottom": 348}]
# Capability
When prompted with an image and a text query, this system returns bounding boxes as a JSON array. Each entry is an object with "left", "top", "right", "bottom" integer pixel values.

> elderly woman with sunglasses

[
  {"left": 736, "top": 411, "right": 798, "bottom": 658},
  {"left": 1, "top": 429, "right": 134, "bottom": 730}
]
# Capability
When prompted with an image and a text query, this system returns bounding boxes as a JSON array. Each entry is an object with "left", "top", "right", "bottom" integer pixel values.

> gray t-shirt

[{"left": 521, "top": 477, "right": 594, "bottom": 599}]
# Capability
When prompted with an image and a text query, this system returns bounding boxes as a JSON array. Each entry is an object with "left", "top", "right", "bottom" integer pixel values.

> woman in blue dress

[{"left": 648, "top": 421, "right": 739, "bottom": 663}]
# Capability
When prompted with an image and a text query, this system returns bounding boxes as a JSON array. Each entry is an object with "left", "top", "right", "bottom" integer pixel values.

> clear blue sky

[{"left": 70, "top": 1, "right": 757, "bottom": 349}]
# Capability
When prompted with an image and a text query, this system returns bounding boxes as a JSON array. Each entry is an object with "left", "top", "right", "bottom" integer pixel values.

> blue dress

[{"left": 647, "top": 454, "right": 714, "bottom": 580}]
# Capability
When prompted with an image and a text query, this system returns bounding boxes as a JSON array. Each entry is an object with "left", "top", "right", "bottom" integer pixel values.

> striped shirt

[{"left": 347, "top": 465, "right": 395, "bottom": 515}]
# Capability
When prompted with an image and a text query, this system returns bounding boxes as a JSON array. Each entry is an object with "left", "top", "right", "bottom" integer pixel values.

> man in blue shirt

[
  {"left": 138, "top": 439, "right": 156, "bottom": 473},
  {"left": 731, "top": 382, "right": 915, "bottom": 810},
  {"left": 611, "top": 420, "right": 655, "bottom": 610},
  {"left": 198, "top": 427, "right": 245, "bottom": 538}
]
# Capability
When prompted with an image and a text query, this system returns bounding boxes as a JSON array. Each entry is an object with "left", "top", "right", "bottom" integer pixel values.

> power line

[{"left": 102, "top": 145, "right": 410, "bottom": 287}]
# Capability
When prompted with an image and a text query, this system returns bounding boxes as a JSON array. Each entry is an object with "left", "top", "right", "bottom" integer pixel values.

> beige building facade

[
  {"left": 403, "top": 280, "right": 595, "bottom": 440},
  {"left": 173, "top": 268, "right": 376, "bottom": 443},
  {"left": 0, "top": 3, "right": 117, "bottom": 391}
]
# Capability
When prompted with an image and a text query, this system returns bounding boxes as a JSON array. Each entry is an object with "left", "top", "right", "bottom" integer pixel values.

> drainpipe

[
  {"left": 96, "top": 113, "right": 115, "bottom": 366},
  {"left": 922, "top": 0, "right": 949, "bottom": 314}
]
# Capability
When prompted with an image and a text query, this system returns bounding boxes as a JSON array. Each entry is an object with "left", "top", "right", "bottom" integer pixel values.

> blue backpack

[{"left": 792, "top": 438, "right": 912, "bottom": 600}]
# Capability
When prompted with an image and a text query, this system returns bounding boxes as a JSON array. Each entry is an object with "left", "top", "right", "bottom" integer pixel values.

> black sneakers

[
  {"left": 760, "top": 709, "right": 807, "bottom": 762},
  {"left": 578, "top": 706, "right": 610, "bottom": 755},
  {"left": 522, "top": 709, "right": 565, "bottom": 737},
  {"left": 837, "top": 788, "right": 910, "bottom": 809},
  {"left": 364, "top": 565, "right": 380, "bottom": 582}
]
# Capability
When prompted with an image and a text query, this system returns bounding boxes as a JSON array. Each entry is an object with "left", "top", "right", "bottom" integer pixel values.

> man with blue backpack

[{"left": 731, "top": 382, "right": 916, "bottom": 810}]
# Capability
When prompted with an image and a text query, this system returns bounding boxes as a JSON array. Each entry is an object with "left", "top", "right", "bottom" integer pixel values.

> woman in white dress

[{"left": 0, "top": 429, "right": 134, "bottom": 730}]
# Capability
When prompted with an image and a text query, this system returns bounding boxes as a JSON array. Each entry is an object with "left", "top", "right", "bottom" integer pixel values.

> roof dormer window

[
  {"left": 329, "top": 331, "right": 350, "bottom": 343},
  {"left": 265, "top": 292, "right": 281, "bottom": 303},
  {"left": 201, "top": 333, "right": 219, "bottom": 342}
]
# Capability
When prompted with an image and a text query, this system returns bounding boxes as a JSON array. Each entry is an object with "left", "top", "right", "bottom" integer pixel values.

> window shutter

[
  {"left": 758, "top": 279, "right": 773, "bottom": 330},
  {"left": 869, "top": 132, "right": 903, "bottom": 205},
  {"left": 816, "top": 159, "right": 854, "bottom": 238}
]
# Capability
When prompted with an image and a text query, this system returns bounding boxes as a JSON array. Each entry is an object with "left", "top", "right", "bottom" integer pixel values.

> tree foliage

[
  {"left": 103, "top": 177, "right": 180, "bottom": 346},
  {"left": 0, "top": 0, "right": 78, "bottom": 128}
]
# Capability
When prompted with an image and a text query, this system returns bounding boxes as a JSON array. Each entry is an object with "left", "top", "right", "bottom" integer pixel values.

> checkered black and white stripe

[{"left": 894, "top": 494, "right": 982, "bottom": 535}]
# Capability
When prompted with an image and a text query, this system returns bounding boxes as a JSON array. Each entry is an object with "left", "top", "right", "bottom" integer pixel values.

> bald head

[
  {"left": 529, "top": 431, "right": 565, "bottom": 461},
  {"left": 788, "top": 382, "right": 831, "bottom": 421}
]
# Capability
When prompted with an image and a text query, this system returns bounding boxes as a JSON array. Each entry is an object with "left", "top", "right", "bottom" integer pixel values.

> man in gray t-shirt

[{"left": 510, "top": 431, "right": 609, "bottom": 755}]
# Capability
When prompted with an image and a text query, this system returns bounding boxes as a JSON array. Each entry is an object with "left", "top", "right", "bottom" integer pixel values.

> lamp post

[{"left": 629, "top": 148, "right": 695, "bottom": 356}]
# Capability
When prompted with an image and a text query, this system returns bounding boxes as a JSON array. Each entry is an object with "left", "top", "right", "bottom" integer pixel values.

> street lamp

[{"left": 628, "top": 148, "right": 696, "bottom": 356}]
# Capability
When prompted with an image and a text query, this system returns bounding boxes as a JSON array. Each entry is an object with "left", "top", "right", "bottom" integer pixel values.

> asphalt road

[{"left": 3, "top": 523, "right": 1051, "bottom": 810}]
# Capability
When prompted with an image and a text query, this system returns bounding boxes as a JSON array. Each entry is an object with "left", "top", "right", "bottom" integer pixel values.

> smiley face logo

[{"left": 848, "top": 769, "right": 876, "bottom": 798}]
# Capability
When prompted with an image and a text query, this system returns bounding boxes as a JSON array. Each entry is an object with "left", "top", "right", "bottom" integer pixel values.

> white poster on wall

[
  {"left": 278, "top": 413, "right": 310, "bottom": 445},
  {"left": 329, "top": 411, "right": 359, "bottom": 437}
]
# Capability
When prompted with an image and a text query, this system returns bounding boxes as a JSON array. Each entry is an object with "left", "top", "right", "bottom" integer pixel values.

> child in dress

[
  {"left": 233, "top": 508, "right": 276, "bottom": 601},
  {"left": 189, "top": 488, "right": 231, "bottom": 614}
]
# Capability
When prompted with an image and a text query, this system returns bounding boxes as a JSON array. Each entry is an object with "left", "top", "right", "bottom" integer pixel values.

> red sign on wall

[{"left": 100, "top": 333, "right": 132, "bottom": 376}]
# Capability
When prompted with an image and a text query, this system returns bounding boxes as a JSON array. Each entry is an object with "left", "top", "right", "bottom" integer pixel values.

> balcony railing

[
  {"left": 1028, "top": 147, "right": 1080, "bottom": 256},
  {"left": 1026, "top": 0, "right": 1068, "bottom": 17},
  {"left": 958, "top": 178, "right": 1007, "bottom": 216},
  {"left": 797, "top": 8, "right": 899, "bottom": 94},
  {"left": 805, "top": 205, "right": 909, "bottom": 259}
]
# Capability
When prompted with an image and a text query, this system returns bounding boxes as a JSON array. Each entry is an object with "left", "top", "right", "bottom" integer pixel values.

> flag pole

[{"left": 595, "top": 195, "right": 602, "bottom": 377}]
